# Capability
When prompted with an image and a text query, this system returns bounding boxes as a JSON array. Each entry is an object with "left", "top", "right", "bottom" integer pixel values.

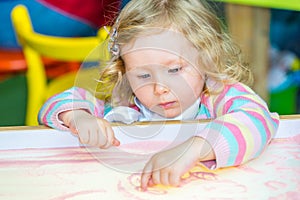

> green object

[
  {"left": 215, "top": 0, "right": 300, "bottom": 11},
  {"left": 269, "top": 86, "right": 298, "bottom": 115},
  {"left": 0, "top": 75, "right": 27, "bottom": 126}
]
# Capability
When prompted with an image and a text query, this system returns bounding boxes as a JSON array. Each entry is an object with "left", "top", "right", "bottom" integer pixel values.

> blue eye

[
  {"left": 168, "top": 66, "right": 183, "bottom": 74},
  {"left": 137, "top": 74, "right": 151, "bottom": 79}
]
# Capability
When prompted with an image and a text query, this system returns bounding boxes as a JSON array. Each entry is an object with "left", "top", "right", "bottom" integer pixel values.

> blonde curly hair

[{"left": 96, "top": 0, "right": 253, "bottom": 105}]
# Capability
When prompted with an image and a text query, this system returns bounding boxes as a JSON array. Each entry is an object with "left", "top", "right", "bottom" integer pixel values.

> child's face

[{"left": 121, "top": 29, "right": 205, "bottom": 118}]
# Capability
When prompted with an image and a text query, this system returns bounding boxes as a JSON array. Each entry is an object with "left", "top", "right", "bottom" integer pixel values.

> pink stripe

[
  {"left": 216, "top": 83, "right": 254, "bottom": 109},
  {"left": 93, "top": 103, "right": 104, "bottom": 117},
  {"left": 216, "top": 120, "right": 247, "bottom": 165},
  {"left": 214, "top": 85, "right": 230, "bottom": 110},
  {"left": 222, "top": 96, "right": 269, "bottom": 114},
  {"left": 247, "top": 111, "right": 272, "bottom": 141},
  {"left": 95, "top": 99, "right": 105, "bottom": 117},
  {"left": 223, "top": 100, "right": 233, "bottom": 114},
  {"left": 197, "top": 127, "right": 230, "bottom": 168},
  {"left": 213, "top": 83, "right": 248, "bottom": 113},
  {"left": 233, "top": 83, "right": 251, "bottom": 93},
  {"left": 235, "top": 111, "right": 262, "bottom": 158},
  {"left": 78, "top": 88, "right": 87, "bottom": 97},
  {"left": 42, "top": 101, "right": 61, "bottom": 124},
  {"left": 216, "top": 83, "right": 250, "bottom": 107}
]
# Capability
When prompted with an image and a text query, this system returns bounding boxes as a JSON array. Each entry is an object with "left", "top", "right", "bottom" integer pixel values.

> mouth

[{"left": 158, "top": 101, "right": 177, "bottom": 109}]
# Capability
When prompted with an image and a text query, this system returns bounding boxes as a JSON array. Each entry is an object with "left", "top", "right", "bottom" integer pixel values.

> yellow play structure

[{"left": 11, "top": 5, "right": 110, "bottom": 126}]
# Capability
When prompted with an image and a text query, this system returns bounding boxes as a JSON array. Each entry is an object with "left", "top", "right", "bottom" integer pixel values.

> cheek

[
  {"left": 132, "top": 85, "right": 154, "bottom": 106},
  {"left": 174, "top": 75, "right": 204, "bottom": 110},
  {"left": 173, "top": 74, "right": 204, "bottom": 99},
  {"left": 189, "top": 76, "right": 205, "bottom": 96}
]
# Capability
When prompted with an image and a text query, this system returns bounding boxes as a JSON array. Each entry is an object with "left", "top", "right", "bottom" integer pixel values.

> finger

[
  {"left": 98, "top": 125, "right": 109, "bottom": 148},
  {"left": 67, "top": 120, "right": 78, "bottom": 135},
  {"left": 151, "top": 170, "right": 161, "bottom": 185},
  {"left": 160, "top": 171, "right": 170, "bottom": 186},
  {"left": 104, "top": 126, "right": 114, "bottom": 146},
  {"left": 141, "top": 163, "right": 153, "bottom": 191},
  {"left": 69, "top": 126, "right": 78, "bottom": 135},
  {"left": 169, "top": 171, "right": 181, "bottom": 187},
  {"left": 102, "top": 127, "right": 115, "bottom": 149},
  {"left": 102, "top": 124, "right": 120, "bottom": 148},
  {"left": 88, "top": 129, "right": 98, "bottom": 146},
  {"left": 147, "top": 177, "right": 155, "bottom": 187},
  {"left": 78, "top": 129, "right": 90, "bottom": 144},
  {"left": 112, "top": 139, "right": 120, "bottom": 146},
  {"left": 106, "top": 126, "right": 120, "bottom": 146}
]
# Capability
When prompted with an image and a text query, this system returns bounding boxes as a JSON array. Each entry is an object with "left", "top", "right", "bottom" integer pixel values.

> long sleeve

[
  {"left": 38, "top": 87, "right": 105, "bottom": 131},
  {"left": 196, "top": 82, "right": 279, "bottom": 169}
]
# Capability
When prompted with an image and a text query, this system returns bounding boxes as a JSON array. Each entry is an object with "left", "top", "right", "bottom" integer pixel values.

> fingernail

[{"left": 113, "top": 140, "right": 120, "bottom": 146}]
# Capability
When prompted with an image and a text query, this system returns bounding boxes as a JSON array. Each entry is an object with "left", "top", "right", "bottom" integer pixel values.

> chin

[
  {"left": 152, "top": 107, "right": 181, "bottom": 119},
  {"left": 163, "top": 110, "right": 181, "bottom": 118}
]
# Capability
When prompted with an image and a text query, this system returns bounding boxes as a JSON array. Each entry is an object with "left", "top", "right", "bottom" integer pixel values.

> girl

[{"left": 38, "top": 0, "right": 279, "bottom": 190}]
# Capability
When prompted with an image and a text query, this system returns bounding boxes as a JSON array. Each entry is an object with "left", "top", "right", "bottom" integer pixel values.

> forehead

[
  {"left": 121, "top": 29, "right": 198, "bottom": 68},
  {"left": 123, "top": 49, "right": 181, "bottom": 70}
]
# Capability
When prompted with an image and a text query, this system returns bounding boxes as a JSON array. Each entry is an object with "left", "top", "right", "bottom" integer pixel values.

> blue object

[
  {"left": 0, "top": 0, "right": 98, "bottom": 49},
  {"left": 270, "top": 9, "right": 300, "bottom": 57}
]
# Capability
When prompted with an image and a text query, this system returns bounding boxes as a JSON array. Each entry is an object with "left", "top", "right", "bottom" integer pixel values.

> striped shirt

[{"left": 38, "top": 81, "right": 279, "bottom": 169}]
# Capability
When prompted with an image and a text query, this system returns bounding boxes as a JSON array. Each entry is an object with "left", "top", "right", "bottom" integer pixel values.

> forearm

[
  {"left": 196, "top": 111, "right": 279, "bottom": 169},
  {"left": 38, "top": 87, "right": 105, "bottom": 130},
  {"left": 197, "top": 82, "right": 280, "bottom": 168},
  {"left": 191, "top": 136, "right": 215, "bottom": 162}
]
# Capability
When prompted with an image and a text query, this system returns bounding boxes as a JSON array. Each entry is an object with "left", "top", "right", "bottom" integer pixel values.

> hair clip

[{"left": 108, "top": 17, "right": 120, "bottom": 59}]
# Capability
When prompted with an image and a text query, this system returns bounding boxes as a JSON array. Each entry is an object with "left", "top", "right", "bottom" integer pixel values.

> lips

[{"left": 158, "top": 101, "right": 176, "bottom": 109}]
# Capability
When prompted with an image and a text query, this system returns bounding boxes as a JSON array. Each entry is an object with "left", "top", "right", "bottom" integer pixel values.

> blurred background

[{"left": 0, "top": 0, "right": 299, "bottom": 126}]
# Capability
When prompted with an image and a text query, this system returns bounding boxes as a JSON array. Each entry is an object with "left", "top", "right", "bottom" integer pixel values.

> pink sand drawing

[{"left": 0, "top": 134, "right": 299, "bottom": 199}]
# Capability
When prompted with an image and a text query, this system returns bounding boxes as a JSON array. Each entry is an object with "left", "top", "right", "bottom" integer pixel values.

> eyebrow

[
  {"left": 150, "top": 56, "right": 185, "bottom": 66},
  {"left": 124, "top": 53, "right": 186, "bottom": 70}
]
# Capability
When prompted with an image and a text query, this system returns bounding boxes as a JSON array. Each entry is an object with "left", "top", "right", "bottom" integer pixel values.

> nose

[{"left": 154, "top": 83, "right": 169, "bottom": 95}]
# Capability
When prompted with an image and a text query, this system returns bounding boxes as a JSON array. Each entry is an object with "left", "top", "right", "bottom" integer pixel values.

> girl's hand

[
  {"left": 59, "top": 110, "right": 120, "bottom": 148},
  {"left": 140, "top": 136, "right": 215, "bottom": 190}
]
